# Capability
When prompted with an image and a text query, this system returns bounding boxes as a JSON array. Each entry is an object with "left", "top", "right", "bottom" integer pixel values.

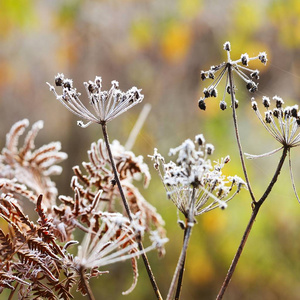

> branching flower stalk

[
  {"left": 217, "top": 95, "right": 300, "bottom": 298},
  {"left": 227, "top": 65, "right": 256, "bottom": 204},
  {"left": 196, "top": 43, "right": 300, "bottom": 299},
  {"left": 216, "top": 146, "right": 288, "bottom": 300},
  {"left": 167, "top": 188, "right": 196, "bottom": 300},
  {"left": 150, "top": 135, "right": 245, "bottom": 300},
  {"left": 48, "top": 75, "right": 163, "bottom": 300},
  {"left": 198, "top": 41, "right": 267, "bottom": 204}
]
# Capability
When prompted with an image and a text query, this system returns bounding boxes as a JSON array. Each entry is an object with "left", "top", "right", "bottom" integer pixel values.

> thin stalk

[
  {"left": 101, "top": 123, "right": 133, "bottom": 221},
  {"left": 167, "top": 188, "right": 196, "bottom": 300},
  {"left": 174, "top": 229, "right": 187, "bottom": 300},
  {"left": 216, "top": 147, "right": 288, "bottom": 300},
  {"left": 227, "top": 64, "right": 256, "bottom": 204},
  {"left": 101, "top": 122, "right": 163, "bottom": 300},
  {"left": 79, "top": 266, "right": 96, "bottom": 300},
  {"left": 8, "top": 283, "right": 17, "bottom": 300}
]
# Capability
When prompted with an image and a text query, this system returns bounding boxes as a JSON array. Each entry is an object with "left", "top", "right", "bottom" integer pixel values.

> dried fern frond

[
  {"left": 0, "top": 193, "right": 81, "bottom": 299},
  {"left": 69, "top": 138, "right": 165, "bottom": 237},
  {"left": 0, "top": 119, "right": 67, "bottom": 210}
]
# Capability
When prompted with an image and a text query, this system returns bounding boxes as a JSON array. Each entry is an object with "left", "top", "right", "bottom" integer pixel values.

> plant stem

[
  {"left": 174, "top": 230, "right": 187, "bottom": 300},
  {"left": 216, "top": 147, "right": 288, "bottom": 300},
  {"left": 101, "top": 123, "right": 133, "bottom": 221},
  {"left": 79, "top": 266, "right": 96, "bottom": 300},
  {"left": 101, "top": 122, "right": 163, "bottom": 300},
  {"left": 227, "top": 65, "right": 256, "bottom": 204},
  {"left": 167, "top": 188, "right": 196, "bottom": 300}
]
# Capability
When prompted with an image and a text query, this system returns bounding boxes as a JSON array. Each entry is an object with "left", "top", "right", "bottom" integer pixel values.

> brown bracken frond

[
  {"left": 0, "top": 119, "right": 67, "bottom": 211},
  {"left": 68, "top": 138, "right": 165, "bottom": 238}
]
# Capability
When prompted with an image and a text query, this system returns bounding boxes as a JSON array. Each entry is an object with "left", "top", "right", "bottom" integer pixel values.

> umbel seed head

[
  {"left": 198, "top": 42, "right": 267, "bottom": 111},
  {"left": 223, "top": 41, "right": 231, "bottom": 51},
  {"left": 198, "top": 99, "right": 206, "bottom": 110}
]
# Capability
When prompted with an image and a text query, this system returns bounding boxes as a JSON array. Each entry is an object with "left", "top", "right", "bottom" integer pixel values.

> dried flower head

[
  {"left": 247, "top": 96, "right": 300, "bottom": 158},
  {"left": 247, "top": 96, "right": 300, "bottom": 204},
  {"left": 75, "top": 212, "right": 168, "bottom": 295},
  {"left": 149, "top": 135, "right": 245, "bottom": 219},
  {"left": 198, "top": 41, "right": 267, "bottom": 111},
  {"left": 47, "top": 74, "right": 144, "bottom": 127}
]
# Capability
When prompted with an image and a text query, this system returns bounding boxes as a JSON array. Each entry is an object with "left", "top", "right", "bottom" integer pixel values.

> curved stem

[
  {"left": 288, "top": 149, "right": 300, "bottom": 204},
  {"left": 216, "top": 147, "right": 288, "bottom": 300},
  {"left": 227, "top": 65, "right": 256, "bottom": 204},
  {"left": 101, "top": 123, "right": 163, "bottom": 300},
  {"left": 167, "top": 188, "right": 196, "bottom": 300}
]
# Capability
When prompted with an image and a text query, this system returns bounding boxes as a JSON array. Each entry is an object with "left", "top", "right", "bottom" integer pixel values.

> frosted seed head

[
  {"left": 95, "top": 76, "right": 102, "bottom": 88},
  {"left": 251, "top": 98, "right": 258, "bottom": 111},
  {"left": 205, "top": 144, "right": 214, "bottom": 155},
  {"left": 200, "top": 71, "right": 207, "bottom": 81},
  {"left": 246, "top": 81, "right": 258, "bottom": 93},
  {"left": 208, "top": 71, "right": 215, "bottom": 79},
  {"left": 198, "top": 99, "right": 206, "bottom": 110},
  {"left": 88, "top": 81, "right": 97, "bottom": 93},
  {"left": 250, "top": 70, "right": 260, "bottom": 80},
  {"left": 262, "top": 96, "right": 270, "bottom": 108},
  {"left": 223, "top": 41, "right": 231, "bottom": 51},
  {"left": 265, "top": 111, "right": 272, "bottom": 123},
  {"left": 273, "top": 108, "right": 279, "bottom": 118},
  {"left": 234, "top": 99, "right": 239, "bottom": 109},
  {"left": 195, "top": 134, "right": 205, "bottom": 146},
  {"left": 203, "top": 88, "right": 210, "bottom": 98},
  {"left": 241, "top": 53, "right": 249, "bottom": 66},
  {"left": 210, "top": 88, "right": 217, "bottom": 98},
  {"left": 111, "top": 80, "right": 119, "bottom": 89},
  {"left": 224, "top": 155, "right": 230, "bottom": 164},
  {"left": 63, "top": 79, "right": 73, "bottom": 90},
  {"left": 220, "top": 101, "right": 227, "bottom": 111},
  {"left": 258, "top": 52, "right": 268, "bottom": 65},
  {"left": 55, "top": 73, "right": 64, "bottom": 86},
  {"left": 274, "top": 95, "right": 284, "bottom": 108},
  {"left": 291, "top": 105, "right": 298, "bottom": 118}
]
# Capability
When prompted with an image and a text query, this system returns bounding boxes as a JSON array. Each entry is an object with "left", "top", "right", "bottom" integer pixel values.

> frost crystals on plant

[
  {"left": 247, "top": 96, "right": 300, "bottom": 158},
  {"left": 75, "top": 212, "right": 168, "bottom": 295},
  {"left": 47, "top": 74, "right": 144, "bottom": 127},
  {"left": 246, "top": 96, "right": 300, "bottom": 204},
  {"left": 149, "top": 134, "right": 245, "bottom": 219},
  {"left": 198, "top": 41, "right": 267, "bottom": 111}
]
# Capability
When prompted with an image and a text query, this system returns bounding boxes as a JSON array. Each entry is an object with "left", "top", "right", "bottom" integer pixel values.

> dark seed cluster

[{"left": 198, "top": 42, "right": 267, "bottom": 111}]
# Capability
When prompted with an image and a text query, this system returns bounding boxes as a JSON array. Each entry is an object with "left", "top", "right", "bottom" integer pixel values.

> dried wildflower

[
  {"left": 47, "top": 74, "right": 144, "bottom": 127},
  {"left": 75, "top": 212, "right": 168, "bottom": 295},
  {"left": 247, "top": 96, "right": 300, "bottom": 204},
  {"left": 149, "top": 134, "right": 245, "bottom": 218},
  {"left": 198, "top": 41, "right": 267, "bottom": 110},
  {"left": 247, "top": 96, "right": 300, "bottom": 157}
]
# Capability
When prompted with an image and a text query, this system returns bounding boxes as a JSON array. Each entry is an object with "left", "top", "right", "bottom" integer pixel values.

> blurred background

[{"left": 1, "top": 0, "right": 300, "bottom": 299}]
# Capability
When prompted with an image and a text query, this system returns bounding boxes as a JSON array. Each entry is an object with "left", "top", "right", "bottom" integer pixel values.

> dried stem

[
  {"left": 101, "top": 122, "right": 163, "bottom": 300},
  {"left": 216, "top": 147, "right": 288, "bottom": 300},
  {"left": 167, "top": 188, "right": 196, "bottom": 300},
  {"left": 79, "top": 266, "right": 96, "bottom": 300},
  {"left": 174, "top": 231, "right": 187, "bottom": 300},
  {"left": 101, "top": 123, "right": 133, "bottom": 221},
  {"left": 228, "top": 64, "right": 256, "bottom": 204}
]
